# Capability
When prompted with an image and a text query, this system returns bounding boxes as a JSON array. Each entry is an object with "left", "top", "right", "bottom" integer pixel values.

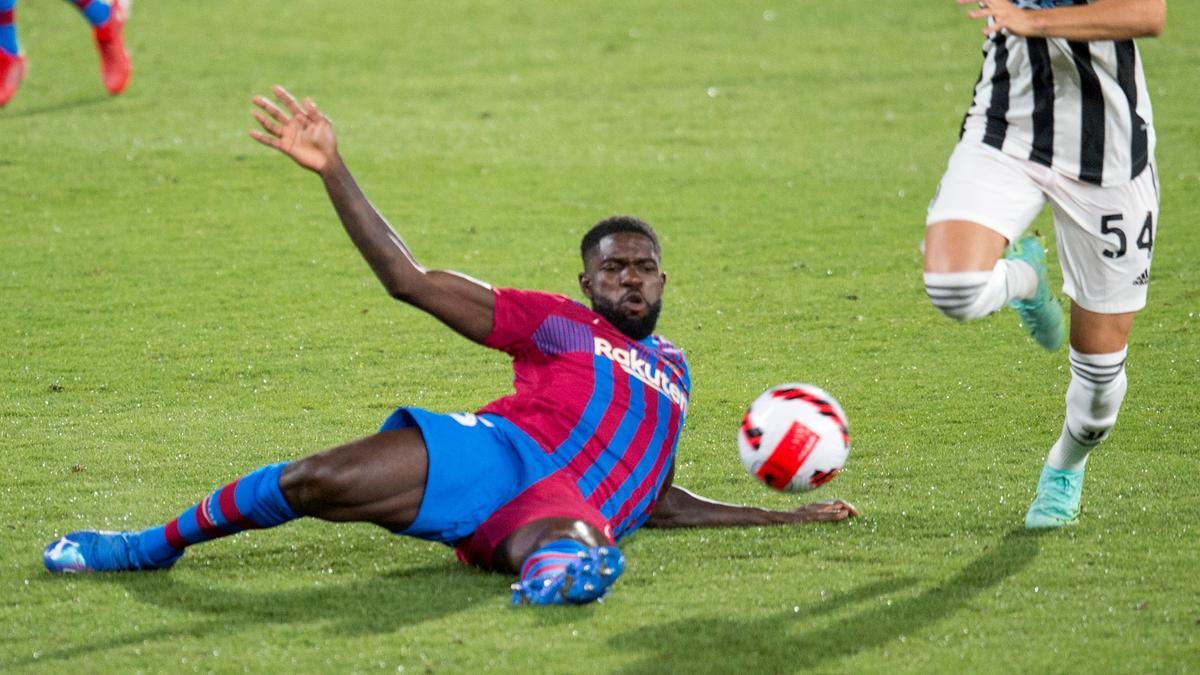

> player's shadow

[
  {"left": 6, "top": 562, "right": 504, "bottom": 668},
  {"left": 0, "top": 94, "right": 110, "bottom": 119},
  {"left": 610, "top": 528, "right": 1043, "bottom": 674}
]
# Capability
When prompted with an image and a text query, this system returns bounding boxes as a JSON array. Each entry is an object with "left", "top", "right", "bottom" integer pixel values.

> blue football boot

[
  {"left": 1024, "top": 464, "right": 1085, "bottom": 529},
  {"left": 1006, "top": 235, "right": 1064, "bottom": 351},
  {"left": 511, "top": 545, "right": 625, "bottom": 606},
  {"left": 43, "top": 530, "right": 181, "bottom": 573}
]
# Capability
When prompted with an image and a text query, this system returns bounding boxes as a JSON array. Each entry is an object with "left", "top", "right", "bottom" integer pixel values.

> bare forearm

[
  {"left": 646, "top": 486, "right": 850, "bottom": 529},
  {"left": 648, "top": 499, "right": 800, "bottom": 529},
  {"left": 1022, "top": 0, "right": 1165, "bottom": 40},
  {"left": 318, "top": 155, "right": 425, "bottom": 299}
]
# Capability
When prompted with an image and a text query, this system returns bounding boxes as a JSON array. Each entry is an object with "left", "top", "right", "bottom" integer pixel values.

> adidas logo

[{"left": 1132, "top": 269, "right": 1149, "bottom": 287}]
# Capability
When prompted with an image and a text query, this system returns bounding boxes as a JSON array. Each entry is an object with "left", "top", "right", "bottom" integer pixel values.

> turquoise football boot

[
  {"left": 511, "top": 545, "right": 625, "bottom": 606},
  {"left": 43, "top": 530, "right": 181, "bottom": 573},
  {"left": 1006, "top": 235, "right": 1064, "bottom": 351},
  {"left": 1024, "top": 464, "right": 1085, "bottom": 529}
]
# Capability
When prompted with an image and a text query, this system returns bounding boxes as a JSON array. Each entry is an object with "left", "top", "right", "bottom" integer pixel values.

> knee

[
  {"left": 924, "top": 271, "right": 998, "bottom": 321},
  {"left": 498, "top": 518, "right": 609, "bottom": 574},
  {"left": 278, "top": 455, "right": 356, "bottom": 514}
]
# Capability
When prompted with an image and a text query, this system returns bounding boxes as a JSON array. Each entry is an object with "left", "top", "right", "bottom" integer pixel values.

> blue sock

[
  {"left": 64, "top": 0, "right": 110, "bottom": 28},
  {"left": 0, "top": 0, "right": 18, "bottom": 56},
  {"left": 519, "top": 538, "right": 590, "bottom": 583},
  {"left": 135, "top": 462, "right": 298, "bottom": 565}
]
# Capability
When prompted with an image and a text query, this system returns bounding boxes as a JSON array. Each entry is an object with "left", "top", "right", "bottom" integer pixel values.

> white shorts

[{"left": 926, "top": 140, "right": 1160, "bottom": 314}]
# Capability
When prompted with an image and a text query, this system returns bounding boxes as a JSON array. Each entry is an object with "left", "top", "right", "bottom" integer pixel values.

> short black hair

[{"left": 580, "top": 215, "right": 661, "bottom": 264}]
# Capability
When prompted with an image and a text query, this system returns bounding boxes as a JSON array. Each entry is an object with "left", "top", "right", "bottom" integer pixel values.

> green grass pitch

[{"left": 2, "top": 1, "right": 1198, "bottom": 672}]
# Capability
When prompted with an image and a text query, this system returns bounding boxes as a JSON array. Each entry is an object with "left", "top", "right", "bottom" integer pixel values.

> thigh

[
  {"left": 393, "top": 409, "right": 547, "bottom": 544},
  {"left": 925, "top": 140, "right": 1048, "bottom": 271},
  {"left": 281, "top": 428, "right": 429, "bottom": 531},
  {"left": 1048, "top": 165, "right": 1159, "bottom": 314},
  {"left": 924, "top": 220, "right": 1010, "bottom": 273}
]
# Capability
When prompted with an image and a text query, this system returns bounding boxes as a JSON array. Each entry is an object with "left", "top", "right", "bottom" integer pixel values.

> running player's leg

[
  {"left": 63, "top": 0, "right": 110, "bottom": 26},
  {"left": 501, "top": 518, "right": 625, "bottom": 606},
  {"left": 1024, "top": 164, "right": 1157, "bottom": 528},
  {"left": 924, "top": 141, "right": 1063, "bottom": 349},
  {"left": 63, "top": 0, "right": 130, "bottom": 94},
  {"left": 0, "top": 0, "right": 24, "bottom": 106},
  {"left": 1026, "top": 306, "right": 1133, "bottom": 528},
  {"left": 1058, "top": 305, "right": 1134, "bottom": 476},
  {"left": 44, "top": 429, "right": 429, "bottom": 572}
]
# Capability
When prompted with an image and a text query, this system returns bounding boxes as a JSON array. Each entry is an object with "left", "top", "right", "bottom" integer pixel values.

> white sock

[
  {"left": 924, "top": 259, "right": 1038, "bottom": 321},
  {"left": 1002, "top": 257, "right": 1039, "bottom": 301},
  {"left": 1046, "top": 346, "right": 1129, "bottom": 472}
]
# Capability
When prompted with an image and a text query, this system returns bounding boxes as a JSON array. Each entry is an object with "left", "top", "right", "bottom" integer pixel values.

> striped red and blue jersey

[{"left": 477, "top": 288, "right": 691, "bottom": 542}]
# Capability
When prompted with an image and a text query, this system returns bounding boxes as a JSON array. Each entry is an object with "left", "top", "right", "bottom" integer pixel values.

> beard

[{"left": 591, "top": 294, "right": 662, "bottom": 340}]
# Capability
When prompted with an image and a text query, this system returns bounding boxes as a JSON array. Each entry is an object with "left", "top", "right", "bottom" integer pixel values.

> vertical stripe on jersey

[
  {"left": 1115, "top": 40, "right": 1148, "bottom": 179},
  {"left": 1027, "top": 38, "right": 1055, "bottom": 167},
  {"left": 982, "top": 34, "right": 1011, "bottom": 151},
  {"left": 552, "top": 355, "right": 617, "bottom": 464},
  {"left": 611, "top": 405, "right": 683, "bottom": 538},
  {"left": 581, "top": 382, "right": 660, "bottom": 506},
  {"left": 562, "top": 359, "right": 629, "bottom": 472},
  {"left": 599, "top": 392, "right": 672, "bottom": 520},
  {"left": 1069, "top": 40, "right": 1106, "bottom": 185},
  {"left": 590, "top": 384, "right": 663, "bottom": 506},
  {"left": 612, "top": 417, "right": 679, "bottom": 539},
  {"left": 576, "top": 370, "right": 647, "bottom": 498},
  {"left": 960, "top": 47, "right": 988, "bottom": 140}
]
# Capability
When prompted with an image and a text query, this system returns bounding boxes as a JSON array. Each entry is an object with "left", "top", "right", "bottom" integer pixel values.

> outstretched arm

[
  {"left": 250, "top": 86, "right": 495, "bottom": 343},
  {"left": 645, "top": 485, "right": 858, "bottom": 528},
  {"left": 963, "top": 0, "right": 1166, "bottom": 41},
  {"left": 644, "top": 465, "right": 859, "bottom": 529}
]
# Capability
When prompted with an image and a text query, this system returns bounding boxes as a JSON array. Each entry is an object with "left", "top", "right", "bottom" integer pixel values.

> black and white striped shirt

[{"left": 960, "top": 2, "right": 1155, "bottom": 187}]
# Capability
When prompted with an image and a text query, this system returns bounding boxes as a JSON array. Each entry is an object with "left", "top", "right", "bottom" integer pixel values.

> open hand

[
  {"left": 250, "top": 85, "right": 338, "bottom": 173},
  {"left": 792, "top": 499, "right": 860, "bottom": 522}
]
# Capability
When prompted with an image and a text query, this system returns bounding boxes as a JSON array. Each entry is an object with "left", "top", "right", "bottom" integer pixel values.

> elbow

[
  {"left": 381, "top": 264, "right": 424, "bottom": 302},
  {"left": 382, "top": 276, "right": 411, "bottom": 301},
  {"left": 385, "top": 280, "right": 414, "bottom": 302},
  {"left": 1142, "top": 2, "right": 1166, "bottom": 37}
]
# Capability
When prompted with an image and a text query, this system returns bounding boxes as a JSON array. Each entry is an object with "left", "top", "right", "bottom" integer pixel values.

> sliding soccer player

[{"left": 43, "top": 86, "right": 858, "bottom": 605}]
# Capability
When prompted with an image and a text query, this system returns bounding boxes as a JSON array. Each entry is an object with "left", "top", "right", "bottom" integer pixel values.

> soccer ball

[{"left": 737, "top": 383, "right": 850, "bottom": 492}]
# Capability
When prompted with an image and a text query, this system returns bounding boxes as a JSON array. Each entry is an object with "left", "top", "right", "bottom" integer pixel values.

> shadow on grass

[
  {"left": 6, "top": 562, "right": 505, "bottom": 668},
  {"left": 0, "top": 94, "right": 111, "bottom": 119},
  {"left": 610, "top": 528, "right": 1044, "bottom": 673}
]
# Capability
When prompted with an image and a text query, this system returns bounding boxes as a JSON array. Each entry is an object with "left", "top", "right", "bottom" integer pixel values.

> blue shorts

[{"left": 379, "top": 407, "right": 557, "bottom": 543}]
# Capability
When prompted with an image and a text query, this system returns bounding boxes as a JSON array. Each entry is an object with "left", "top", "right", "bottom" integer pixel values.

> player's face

[{"left": 580, "top": 233, "right": 666, "bottom": 340}]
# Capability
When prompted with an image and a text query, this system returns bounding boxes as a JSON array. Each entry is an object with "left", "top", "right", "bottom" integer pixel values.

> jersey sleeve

[{"left": 483, "top": 288, "right": 572, "bottom": 355}]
